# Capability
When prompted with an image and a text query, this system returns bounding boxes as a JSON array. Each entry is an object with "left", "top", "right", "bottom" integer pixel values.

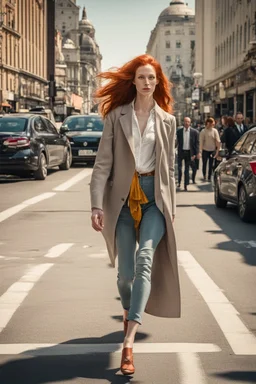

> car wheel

[
  {"left": 34, "top": 153, "right": 47, "bottom": 180},
  {"left": 238, "top": 185, "right": 253, "bottom": 222},
  {"left": 214, "top": 180, "right": 227, "bottom": 208},
  {"left": 59, "top": 149, "right": 72, "bottom": 170}
]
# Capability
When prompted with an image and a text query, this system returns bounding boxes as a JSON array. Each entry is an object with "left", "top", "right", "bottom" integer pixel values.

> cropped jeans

[{"left": 116, "top": 175, "right": 166, "bottom": 324}]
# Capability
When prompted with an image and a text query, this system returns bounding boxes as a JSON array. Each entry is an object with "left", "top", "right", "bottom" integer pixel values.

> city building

[
  {"left": 146, "top": 0, "right": 195, "bottom": 123},
  {"left": 195, "top": 0, "right": 256, "bottom": 122},
  {"left": 55, "top": 1, "right": 102, "bottom": 114},
  {"left": 0, "top": 0, "right": 49, "bottom": 112}
]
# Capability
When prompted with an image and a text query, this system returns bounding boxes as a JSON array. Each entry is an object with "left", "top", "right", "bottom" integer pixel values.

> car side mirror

[
  {"left": 60, "top": 126, "right": 69, "bottom": 134},
  {"left": 218, "top": 149, "right": 229, "bottom": 157}
]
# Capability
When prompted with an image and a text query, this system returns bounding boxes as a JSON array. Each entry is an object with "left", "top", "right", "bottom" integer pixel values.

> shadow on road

[
  {"left": 0, "top": 169, "right": 60, "bottom": 184},
  {"left": 0, "top": 331, "right": 148, "bottom": 384},
  {"left": 194, "top": 203, "right": 256, "bottom": 266},
  {"left": 212, "top": 371, "right": 256, "bottom": 382}
]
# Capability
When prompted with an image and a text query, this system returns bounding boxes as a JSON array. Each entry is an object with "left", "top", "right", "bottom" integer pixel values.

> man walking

[
  {"left": 221, "top": 112, "right": 248, "bottom": 153},
  {"left": 176, "top": 117, "right": 200, "bottom": 191}
]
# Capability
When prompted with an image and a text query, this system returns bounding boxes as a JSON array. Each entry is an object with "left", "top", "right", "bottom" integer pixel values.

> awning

[{"left": 1, "top": 102, "right": 12, "bottom": 107}]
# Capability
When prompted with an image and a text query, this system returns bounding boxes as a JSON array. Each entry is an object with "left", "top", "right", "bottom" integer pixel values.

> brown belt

[{"left": 137, "top": 170, "right": 155, "bottom": 177}]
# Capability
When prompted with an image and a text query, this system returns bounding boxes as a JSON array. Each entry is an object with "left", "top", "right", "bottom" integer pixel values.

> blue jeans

[{"left": 116, "top": 175, "right": 166, "bottom": 324}]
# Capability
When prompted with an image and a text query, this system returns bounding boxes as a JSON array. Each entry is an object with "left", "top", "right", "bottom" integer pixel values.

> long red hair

[{"left": 94, "top": 54, "right": 174, "bottom": 117}]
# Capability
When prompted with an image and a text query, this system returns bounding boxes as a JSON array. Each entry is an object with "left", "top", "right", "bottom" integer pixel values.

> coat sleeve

[
  {"left": 90, "top": 112, "right": 114, "bottom": 210},
  {"left": 168, "top": 116, "right": 176, "bottom": 216}
]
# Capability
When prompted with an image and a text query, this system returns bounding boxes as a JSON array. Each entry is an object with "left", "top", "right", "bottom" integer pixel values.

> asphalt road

[{"left": 0, "top": 166, "right": 255, "bottom": 384}]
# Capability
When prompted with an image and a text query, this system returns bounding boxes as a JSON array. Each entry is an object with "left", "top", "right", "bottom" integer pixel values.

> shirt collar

[{"left": 184, "top": 126, "right": 191, "bottom": 131}]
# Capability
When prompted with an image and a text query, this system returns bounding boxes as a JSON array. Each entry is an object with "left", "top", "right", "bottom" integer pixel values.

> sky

[{"left": 76, "top": 0, "right": 195, "bottom": 71}]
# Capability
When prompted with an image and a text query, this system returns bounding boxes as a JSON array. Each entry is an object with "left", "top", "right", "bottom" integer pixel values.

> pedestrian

[
  {"left": 221, "top": 113, "right": 248, "bottom": 153},
  {"left": 219, "top": 115, "right": 228, "bottom": 138},
  {"left": 90, "top": 54, "right": 181, "bottom": 376},
  {"left": 199, "top": 117, "right": 221, "bottom": 181},
  {"left": 176, "top": 117, "right": 200, "bottom": 190}
]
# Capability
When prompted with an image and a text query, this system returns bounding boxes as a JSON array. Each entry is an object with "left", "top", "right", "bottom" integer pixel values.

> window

[
  {"left": 240, "top": 25, "right": 243, "bottom": 53},
  {"left": 232, "top": 32, "right": 235, "bottom": 59},
  {"left": 248, "top": 19, "right": 251, "bottom": 44},
  {"left": 189, "top": 30, "right": 195, "bottom": 35},
  {"left": 166, "top": 55, "right": 171, "bottom": 62},
  {"left": 233, "top": 135, "right": 246, "bottom": 152},
  {"left": 236, "top": 25, "right": 239, "bottom": 55},
  {"left": 176, "top": 55, "right": 180, "bottom": 62},
  {"left": 34, "top": 117, "right": 48, "bottom": 134},
  {"left": 44, "top": 118, "right": 57, "bottom": 134},
  {"left": 176, "top": 41, "right": 181, "bottom": 48},
  {"left": 175, "top": 29, "right": 182, "bottom": 35},
  {"left": 165, "top": 30, "right": 170, "bottom": 35},
  {"left": 240, "top": 133, "right": 256, "bottom": 154},
  {"left": 166, "top": 41, "right": 170, "bottom": 49},
  {"left": 251, "top": 138, "right": 256, "bottom": 154},
  {"left": 244, "top": 22, "right": 247, "bottom": 50}
]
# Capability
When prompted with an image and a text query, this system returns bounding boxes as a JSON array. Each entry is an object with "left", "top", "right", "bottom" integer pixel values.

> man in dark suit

[
  {"left": 176, "top": 117, "right": 200, "bottom": 191},
  {"left": 221, "top": 112, "right": 248, "bottom": 153}
]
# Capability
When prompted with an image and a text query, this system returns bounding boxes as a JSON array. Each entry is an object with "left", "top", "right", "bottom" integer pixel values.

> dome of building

[
  {"left": 158, "top": 0, "right": 194, "bottom": 21},
  {"left": 79, "top": 7, "right": 95, "bottom": 35},
  {"left": 80, "top": 33, "right": 96, "bottom": 52},
  {"left": 63, "top": 38, "right": 76, "bottom": 49}
]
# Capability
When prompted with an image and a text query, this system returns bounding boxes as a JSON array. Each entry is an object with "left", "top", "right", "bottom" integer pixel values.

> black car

[
  {"left": 0, "top": 114, "right": 72, "bottom": 180},
  {"left": 214, "top": 127, "right": 256, "bottom": 222},
  {"left": 60, "top": 114, "right": 103, "bottom": 165}
]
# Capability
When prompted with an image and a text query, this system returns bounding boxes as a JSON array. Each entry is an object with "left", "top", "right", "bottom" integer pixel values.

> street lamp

[{"left": 0, "top": 11, "right": 6, "bottom": 114}]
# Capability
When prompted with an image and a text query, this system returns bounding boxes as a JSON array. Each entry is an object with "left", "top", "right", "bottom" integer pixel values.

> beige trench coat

[{"left": 90, "top": 102, "right": 181, "bottom": 318}]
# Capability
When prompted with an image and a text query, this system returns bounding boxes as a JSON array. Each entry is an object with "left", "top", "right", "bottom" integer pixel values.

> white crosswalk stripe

[{"left": 178, "top": 250, "right": 256, "bottom": 355}]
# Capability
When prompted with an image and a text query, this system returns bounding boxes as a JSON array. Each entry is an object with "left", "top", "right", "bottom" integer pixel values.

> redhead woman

[{"left": 90, "top": 54, "right": 181, "bottom": 376}]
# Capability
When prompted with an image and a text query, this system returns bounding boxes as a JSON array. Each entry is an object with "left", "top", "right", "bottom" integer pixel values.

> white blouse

[{"left": 131, "top": 102, "right": 156, "bottom": 174}]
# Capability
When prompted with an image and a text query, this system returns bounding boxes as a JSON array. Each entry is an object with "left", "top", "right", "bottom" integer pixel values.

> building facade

[
  {"left": 0, "top": 0, "right": 48, "bottom": 112},
  {"left": 146, "top": 0, "right": 195, "bottom": 123},
  {"left": 55, "top": 0, "right": 102, "bottom": 114},
  {"left": 195, "top": 0, "right": 256, "bottom": 122}
]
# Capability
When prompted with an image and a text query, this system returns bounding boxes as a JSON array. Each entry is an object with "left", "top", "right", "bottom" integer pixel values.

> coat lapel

[{"left": 119, "top": 104, "right": 135, "bottom": 157}]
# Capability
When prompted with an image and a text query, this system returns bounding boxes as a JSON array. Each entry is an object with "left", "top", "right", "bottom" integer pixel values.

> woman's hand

[{"left": 91, "top": 208, "right": 104, "bottom": 232}]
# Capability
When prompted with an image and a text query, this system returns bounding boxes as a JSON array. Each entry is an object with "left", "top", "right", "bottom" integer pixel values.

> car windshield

[
  {"left": 63, "top": 116, "right": 103, "bottom": 132},
  {"left": 0, "top": 117, "right": 27, "bottom": 133}
]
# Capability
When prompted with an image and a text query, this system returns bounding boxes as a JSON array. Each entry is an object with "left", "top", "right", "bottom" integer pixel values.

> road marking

[
  {"left": 88, "top": 252, "right": 108, "bottom": 259},
  {"left": 234, "top": 239, "right": 256, "bottom": 248},
  {"left": 178, "top": 353, "right": 207, "bottom": 384},
  {"left": 0, "top": 192, "right": 56, "bottom": 224},
  {"left": 178, "top": 251, "right": 256, "bottom": 355},
  {"left": 0, "top": 264, "right": 53, "bottom": 332},
  {"left": 44, "top": 243, "right": 73, "bottom": 258},
  {"left": 53, "top": 169, "right": 92, "bottom": 191},
  {"left": 0, "top": 343, "right": 221, "bottom": 356}
]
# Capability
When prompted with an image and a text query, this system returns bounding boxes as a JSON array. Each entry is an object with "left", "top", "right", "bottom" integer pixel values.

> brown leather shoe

[
  {"left": 120, "top": 347, "right": 135, "bottom": 375},
  {"left": 123, "top": 319, "right": 128, "bottom": 336}
]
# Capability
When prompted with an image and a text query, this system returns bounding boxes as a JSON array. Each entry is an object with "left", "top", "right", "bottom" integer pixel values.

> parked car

[
  {"left": 0, "top": 114, "right": 72, "bottom": 180},
  {"left": 60, "top": 114, "right": 103, "bottom": 165},
  {"left": 214, "top": 127, "right": 256, "bottom": 222},
  {"left": 28, "top": 106, "right": 56, "bottom": 126}
]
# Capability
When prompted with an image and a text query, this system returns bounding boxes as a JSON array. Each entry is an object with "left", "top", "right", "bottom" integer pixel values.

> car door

[
  {"left": 43, "top": 117, "right": 65, "bottom": 165},
  {"left": 33, "top": 116, "right": 55, "bottom": 166},
  {"left": 219, "top": 134, "right": 247, "bottom": 198},
  {"left": 223, "top": 132, "right": 255, "bottom": 200}
]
